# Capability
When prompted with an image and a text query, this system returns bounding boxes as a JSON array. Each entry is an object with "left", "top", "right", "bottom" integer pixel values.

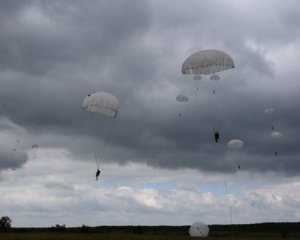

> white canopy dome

[
  {"left": 82, "top": 91, "right": 119, "bottom": 118},
  {"left": 182, "top": 49, "right": 234, "bottom": 75},
  {"left": 227, "top": 139, "right": 244, "bottom": 149},
  {"left": 270, "top": 131, "right": 282, "bottom": 139},
  {"left": 176, "top": 95, "right": 189, "bottom": 102},
  {"left": 189, "top": 222, "right": 209, "bottom": 237}
]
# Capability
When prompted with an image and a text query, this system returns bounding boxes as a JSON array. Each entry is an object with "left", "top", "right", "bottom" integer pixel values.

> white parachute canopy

[
  {"left": 176, "top": 95, "right": 189, "bottom": 102},
  {"left": 210, "top": 74, "right": 220, "bottom": 81},
  {"left": 264, "top": 107, "right": 275, "bottom": 114},
  {"left": 82, "top": 91, "right": 119, "bottom": 118},
  {"left": 227, "top": 139, "right": 244, "bottom": 149},
  {"left": 189, "top": 222, "right": 209, "bottom": 237},
  {"left": 182, "top": 49, "right": 235, "bottom": 75},
  {"left": 270, "top": 131, "right": 282, "bottom": 139},
  {"left": 194, "top": 75, "right": 202, "bottom": 80}
]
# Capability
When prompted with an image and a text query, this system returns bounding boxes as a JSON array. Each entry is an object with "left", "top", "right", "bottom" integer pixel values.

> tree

[{"left": 0, "top": 216, "right": 12, "bottom": 231}]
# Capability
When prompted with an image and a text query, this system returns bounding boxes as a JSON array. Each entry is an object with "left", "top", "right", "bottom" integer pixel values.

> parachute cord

[
  {"left": 100, "top": 118, "right": 116, "bottom": 164},
  {"left": 93, "top": 139, "right": 99, "bottom": 169},
  {"left": 90, "top": 113, "right": 100, "bottom": 169},
  {"left": 212, "top": 81, "right": 225, "bottom": 133},
  {"left": 223, "top": 174, "right": 234, "bottom": 238}
]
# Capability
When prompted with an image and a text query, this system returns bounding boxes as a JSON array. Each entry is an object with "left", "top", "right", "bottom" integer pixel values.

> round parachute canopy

[
  {"left": 176, "top": 95, "right": 189, "bottom": 102},
  {"left": 194, "top": 75, "right": 202, "bottom": 80},
  {"left": 32, "top": 144, "right": 39, "bottom": 148},
  {"left": 264, "top": 107, "right": 275, "bottom": 114},
  {"left": 189, "top": 222, "right": 209, "bottom": 237},
  {"left": 270, "top": 131, "right": 282, "bottom": 139},
  {"left": 210, "top": 74, "right": 220, "bottom": 81},
  {"left": 227, "top": 139, "right": 244, "bottom": 149},
  {"left": 182, "top": 49, "right": 235, "bottom": 75},
  {"left": 82, "top": 91, "right": 119, "bottom": 118}
]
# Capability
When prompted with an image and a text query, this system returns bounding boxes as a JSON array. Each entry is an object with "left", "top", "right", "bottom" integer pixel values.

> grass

[{"left": 0, "top": 231, "right": 299, "bottom": 240}]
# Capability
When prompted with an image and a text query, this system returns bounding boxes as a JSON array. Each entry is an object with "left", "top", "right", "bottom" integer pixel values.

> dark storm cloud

[
  {"left": 0, "top": 0, "right": 300, "bottom": 175},
  {"left": 0, "top": 0, "right": 152, "bottom": 74}
]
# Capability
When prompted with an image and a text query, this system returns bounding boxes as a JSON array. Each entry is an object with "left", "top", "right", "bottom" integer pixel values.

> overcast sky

[{"left": 0, "top": 0, "right": 300, "bottom": 227}]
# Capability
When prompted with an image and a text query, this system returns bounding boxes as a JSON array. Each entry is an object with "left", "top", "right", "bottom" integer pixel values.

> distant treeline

[
  {"left": 211, "top": 222, "right": 300, "bottom": 233},
  {"left": 9, "top": 222, "right": 300, "bottom": 235}
]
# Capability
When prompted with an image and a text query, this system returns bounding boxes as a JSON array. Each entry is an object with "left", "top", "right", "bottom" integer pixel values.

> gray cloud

[{"left": 0, "top": 0, "right": 300, "bottom": 176}]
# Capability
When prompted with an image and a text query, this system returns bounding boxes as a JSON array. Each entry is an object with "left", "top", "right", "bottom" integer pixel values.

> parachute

[
  {"left": 189, "top": 222, "right": 209, "bottom": 237},
  {"left": 194, "top": 75, "right": 202, "bottom": 80},
  {"left": 227, "top": 139, "right": 244, "bottom": 170},
  {"left": 264, "top": 107, "right": 281, "bottom": 155},
  {"left": 227, "top": 139, "right": 244, "bottom": 149},
  {"left": 264, "top": 107, "right": 276, "bottom": 130},
  {"left": 31, "top": 144, "right": 39, "bottom": 159},
  {"left": 82, "top": 91, "right": 119, "bottom": 118},
  {"left": 270, "top": 131, "right": 282, "bottom": 139},
  {"left": 210, "top": 74, "right": 220, "bottom": 81},
  {"left": 176, "top": 95, "right": 189, "bottom": 103},
  {"left": 82, "top": 91, "right": 119, "bottom": 172},
  {"left": 176, "top": 95, "right": 189, "bottom": 118},
  {"left": 270, "top": 131, "right": 282, "bottom": 156},
  {"left": 264, "top": 107, "right": 275, "bottom": 114},
  {"left": 182, "top": 49, "right": 235, "bottom": 76},
  {"left": 182, "top": 49, "right": 235, "bottom": 142}
]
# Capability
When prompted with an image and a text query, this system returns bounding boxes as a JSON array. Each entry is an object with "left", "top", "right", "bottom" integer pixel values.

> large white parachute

[
  {"left": 82, "top": 91, "right": 119, "bottom": 171},
  {"left": 182, "top": 49, "right": 235, "bottom": 75},
  {"left": 181, "top": 49, "right": 235, "bottom": 141},
  {"left": 227, "top": 139, "right": 244, "bottom": 149},
  {"left": 82, "top": 91, "right": 119, "bottom": 118},
  {"left": 189, "top": 222, "right": 209, "bottom": 237}
]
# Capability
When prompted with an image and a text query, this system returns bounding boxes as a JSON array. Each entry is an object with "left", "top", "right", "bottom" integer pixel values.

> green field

[
  {"left": 0, "top": 231, "right": 299, "bottom": 240},
  {"left": 1, "top": 223, "right": 299, "bottom": 240}
]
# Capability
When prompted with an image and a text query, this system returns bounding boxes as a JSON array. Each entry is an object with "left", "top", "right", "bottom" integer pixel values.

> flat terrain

[
  {"left": 1, "top": 223, "right": 299, "bottom": 240},
  {"left": 0, "top": 231, "right": 299, "bottom": 240}
]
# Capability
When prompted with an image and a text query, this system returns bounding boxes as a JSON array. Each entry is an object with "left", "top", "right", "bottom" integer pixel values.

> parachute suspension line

[
  {"left": 223, "top": 174, "right": 233, "bottom": 226},
  {"left": 210, "top": 79, "right": 225, "bottom": 134},
  {"left": 89, "top": 112, "right": 100, "bottom": 169},
  {"left": 92, "top": 117, "right": 116, "bottom": 170},
  {"left": 93, "top": 138, "right": 100, "bottom": 169},
  {"left": 100, "top": 118, "right": 116, "bottom": 162}
]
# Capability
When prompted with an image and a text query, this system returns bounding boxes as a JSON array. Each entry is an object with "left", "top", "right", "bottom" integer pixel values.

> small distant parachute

[
  {"left": 264, "top": 107, "right": 275, "bottom": 114},
  {"left": 194, "top": 75, "right": 202, "bottom": 80},
  {"left": 189, "top": 222, "right": 209, "bottom": 237},
  {"left": 31, "top": 144, "right": 39, "bottom": 159},
  {"left": 182, "top": 49, "right": 235, "bottom": 76},
  {"left": 82, "top": 91, "right": 119, "bottom": 119},
  {"left": 210, "top": 74, "right": 220, "bottom": 81},
  {"left": 176, "top": 95, "right": 189, "bottom": 117},
  {"left": 227, "top": 139, "right": 244, "bottom": 149},
  {"left": 270, "top": 131, "right": 282, "bottom": 139},
  {"left": 270, "top": 131, "right": 282, "bottom": 156},
  {"left": 176, "top": 95, "right": 189, "bottom": 102}
]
